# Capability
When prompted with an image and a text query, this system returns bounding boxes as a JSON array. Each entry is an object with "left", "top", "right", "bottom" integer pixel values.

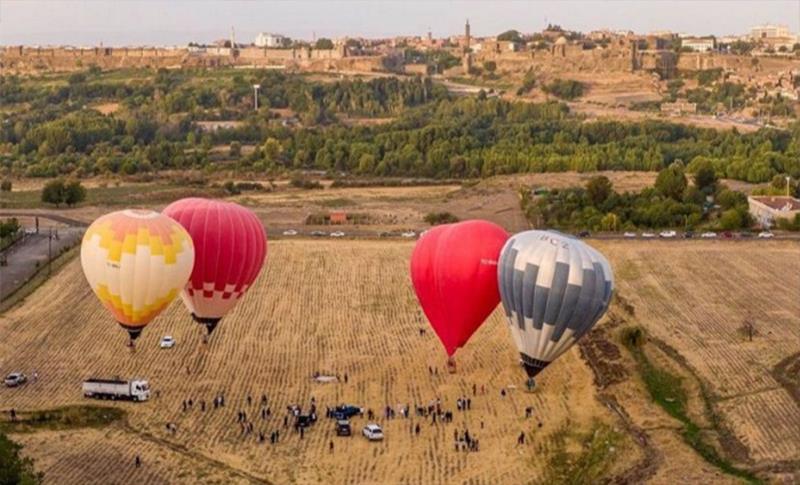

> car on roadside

[
  {"left": 641, "top": 232, "right": 656, "bottom": 238},
  {"left": 330, "top": 231, "right": 345, "bottom": 238},
  {"left": 362, "top": 423, "right": 384, "bottom": 441},
  {"left": 282, "top": 230, "right": 298, "bottom": 236},
  {"left": 577, "top": 230, "right": 590, "bottom": 238},
  {"left": 401, "top": 231, "right": 416, "bottom": 238},
  {"left": 623, "top": 232, "right": 637, "bottom": 238},
  {"left": 310, "top": 231, "right": 327, "bottom": 237},
  {"left": 722, "top": 231, "right": 733, "bottom": 239},
  {"left": 659, "top": 230, "right": 677, "bottom": 238},
  {"left": 683, "top": 231, "right": 694, "bottom": 239},
  {"left": 758, "top": 231, "right": 774, "bottom": 239},
  {"left": 335, "top": 419, "right": 352, "bottom": 436},
  {"left": 701, "top": 231, "right": 717, "bottom": 238},
  {"left": 159, "top": 336, "right": 176, "bottom": 349},
  {"left": 4, "top": 372, "right": 27, "bottom": 387}
]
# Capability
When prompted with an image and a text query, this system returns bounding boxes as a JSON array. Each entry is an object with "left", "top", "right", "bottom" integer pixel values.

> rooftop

[{"left": 750, "top": 196, "right": 800, "bottom": 211}]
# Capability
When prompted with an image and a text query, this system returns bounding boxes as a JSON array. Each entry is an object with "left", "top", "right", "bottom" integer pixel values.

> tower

[{"left": 463, "top": 19, "right": 472, "bottom": 74}]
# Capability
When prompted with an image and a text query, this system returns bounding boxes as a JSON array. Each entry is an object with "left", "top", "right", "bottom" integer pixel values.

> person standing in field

[{"left": 135, "top": 455, "right": 141, "bottom": 468}]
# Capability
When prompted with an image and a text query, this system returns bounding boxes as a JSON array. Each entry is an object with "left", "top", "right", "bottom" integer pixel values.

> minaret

[{"left": 463, "top": 19, "right": 472, "bottom": 74}]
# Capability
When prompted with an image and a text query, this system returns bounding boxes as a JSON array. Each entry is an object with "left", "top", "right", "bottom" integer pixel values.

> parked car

[
  {"left": 701, "top": 231, "right": 717, "bottom": 238},
  {"left": 683, "top": 231, "right": 694, "bottom": 239},
  {"left": 295, "top": 414, "right": 316, "bottom": 428},
  {"left": 738, "top": 231, "right": 754, "bottom": 238},
  {"left": 330, "top": 231, "right": 345, "bottom": 238},
  {"left": 282, "top": 229, "right": 298, "bottom": 236},
  {"left": 4, "top": 372, "right": 27, "bottom": 387},
  {"left": 159, "top": 336, "right": 176, "bottom": 349},
  {"left": 623, "top": 232, "right": 637, "bottom": 238},
  {"left": 659, "top": 230, "right": 677, "bottom": 238},
  {"left": 401, "top": 231, "right": 416, "bottom": 238},
  {"left": 758, "top": 231, "right": 774, "bottom": 239},
  {"left": 310, "top": 231, "right": 327, "bottom": 237},
  {"left": 641, "top": 232, "right": 656, "bottom": 238},
  {"left": 362, "top": 423, "right": 384, "bottom": 441},
  {"left": 722, "top": 231, "right": 733, "bottom": 239},
  {"left": 335, "top": 419, "right": 352, "bottom": 436},
  {"left": 577, "top": 230, "right": 590, "bottom": 238},
  {"left": 331, "top": 405, "right": 364, "bottom": 420}
]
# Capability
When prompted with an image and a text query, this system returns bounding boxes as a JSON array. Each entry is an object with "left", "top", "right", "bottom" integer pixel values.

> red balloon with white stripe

[{"left": 163, "top": 198, "right": 267, "bottom": 335}]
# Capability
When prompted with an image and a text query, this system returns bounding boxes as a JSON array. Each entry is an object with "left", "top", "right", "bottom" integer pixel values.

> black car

[
  {"left": 683, "top": 231, "right": 694, "bottom": 239},
  {"left": 335, "top": 419, "right": 352, "bottom": 436},
  {"left": 295, "top": 414, "right": 316, "bottom": 428},
  {"left": 577, "top": 231, "right": 590, "bottom": 238},
  {"left": 331, "top": 405, "right": 363, "bottom": 420}
]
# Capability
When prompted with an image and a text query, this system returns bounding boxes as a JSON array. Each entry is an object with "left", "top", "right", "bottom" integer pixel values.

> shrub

[
  {"left": 542, "top": 79, "right": 585, "bottom": 100},
  {"left": 424, "top": 211, "right": 459, "bottom": 225},
  {"left": 0, "top": 179, "right": 11, "bottom": 192}
]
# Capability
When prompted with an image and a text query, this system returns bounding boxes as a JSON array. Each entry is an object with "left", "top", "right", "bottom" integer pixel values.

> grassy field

[{"left": 0, "top": 239, "right": 797, "bottom": 484}]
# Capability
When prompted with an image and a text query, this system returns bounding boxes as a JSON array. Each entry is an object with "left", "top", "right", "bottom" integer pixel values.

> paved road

[
  {"left": 0, "top": 227, "right": 84, "bottom": 302},
  {"left": 0, "top": 211, "right": 87, "bottom": 227}
]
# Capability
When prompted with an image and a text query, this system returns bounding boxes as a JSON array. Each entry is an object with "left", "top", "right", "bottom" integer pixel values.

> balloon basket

[
  {"left": 525, "top": 377, "right": 536, "bottom": 393},
  {"left": 446, "top": 356, "right": 457, "bottom": 374}
]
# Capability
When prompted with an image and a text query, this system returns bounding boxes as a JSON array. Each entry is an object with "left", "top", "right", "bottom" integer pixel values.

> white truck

[{"left": 82, "top": 378, "right": 150, "bottom": 402}]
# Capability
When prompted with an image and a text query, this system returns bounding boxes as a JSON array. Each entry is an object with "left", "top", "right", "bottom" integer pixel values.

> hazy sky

[{"left": 0, "top": 0, "right": 798, "bottom": 46}]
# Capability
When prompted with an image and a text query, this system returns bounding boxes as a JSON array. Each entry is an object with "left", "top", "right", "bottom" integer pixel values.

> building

[
  {"left": 750, "top": 24, "right": 790, "bottom": 40},
  {"left": 329, "top": 211, "right": 348, "bottom": 224},
  {"left": 682, "top": 37, "right": 716, "bottom": 52},
  {"left": 255, "top": 33, "right": 289, "bottom": 48},
  {"left": 748, "top": 196, "right": 800, "bottom": 228}
]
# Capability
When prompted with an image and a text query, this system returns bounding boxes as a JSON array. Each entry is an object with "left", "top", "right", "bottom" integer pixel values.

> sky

[{"left": 0, "top": 0, "right": 798, "bottom": 46}]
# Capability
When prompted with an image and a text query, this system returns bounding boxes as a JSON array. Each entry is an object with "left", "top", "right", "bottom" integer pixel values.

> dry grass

[
  {"left": 0, "top": 240, "right": 614, "bottom": 485},
  {"left": 594, "top": 239, "right": 800, "bottom": 466}
]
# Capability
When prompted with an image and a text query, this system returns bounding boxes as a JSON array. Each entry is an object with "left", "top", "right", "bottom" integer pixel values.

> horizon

[{"left": 0, "top": 0, "right": 798, "bottom": 47}]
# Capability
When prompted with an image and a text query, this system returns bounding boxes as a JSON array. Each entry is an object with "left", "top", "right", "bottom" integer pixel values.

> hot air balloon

[
  {"left": 81, "top": 209, "right": 194, "bottom": 346},
  {"left": 163, "top": 198, "right": 267, "bottom": 336},
  {"left": 497, "top": 230, "right": 613, "bottom": 384},
  {"left": 410, "top": 220, "right": 509, "bottom": 371}
]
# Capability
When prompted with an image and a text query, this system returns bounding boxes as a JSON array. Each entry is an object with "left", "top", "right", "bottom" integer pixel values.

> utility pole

[{"left": 253, "top": 84, "right": 261, "bottom": 111}]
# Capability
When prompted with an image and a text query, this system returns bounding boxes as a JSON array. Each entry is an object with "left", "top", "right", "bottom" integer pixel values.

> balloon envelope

[
  {"left": 80, "top": 209, "right": 194, "bottom": 340},
  {"left": 410, "top": 220, "right": 509, "bottom": 356},
  {"left": 497, "top": 230, "right": 614, "bottom": 377},
  {"left": 163, "top": 198, "right": 267, "bottom": 333}
]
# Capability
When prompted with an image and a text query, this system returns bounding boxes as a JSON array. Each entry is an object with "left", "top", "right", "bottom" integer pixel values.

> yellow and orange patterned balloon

[{"left": 81, "top": 209, "right": 194, "bottom": 344}]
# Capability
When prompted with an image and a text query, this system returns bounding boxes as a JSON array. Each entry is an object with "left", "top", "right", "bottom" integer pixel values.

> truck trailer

[{"left": 82, "top": 378, "right": 150, "bottom": 402}]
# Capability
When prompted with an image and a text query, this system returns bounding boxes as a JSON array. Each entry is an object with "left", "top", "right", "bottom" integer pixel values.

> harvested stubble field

[
  {"left": 0, "top": 239, "right": 798, "bottom": 484},
  {"left": 1, "top": 239, "right": 625, "bottom": 485},
  {"left": 594, "top": 240, "right": 800, "bottom": 469}
]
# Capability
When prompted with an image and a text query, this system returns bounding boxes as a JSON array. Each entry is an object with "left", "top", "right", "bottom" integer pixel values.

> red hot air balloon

[
  {"left": 410, "top": 220, "right": 509, "bottom": 369},
  {"left": 163, "top": 198, "right": 267, "bottom": 335}
]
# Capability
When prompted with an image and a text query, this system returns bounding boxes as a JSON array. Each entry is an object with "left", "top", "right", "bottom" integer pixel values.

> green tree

[
  {"left": 0, "top": 179, "right": 11, "bottom": 192},
  {"left": 315, "top": 38, "right": 334, "bottom": 50},
  {"left": 655, "top": 162, "right": 688, "bottom": 201},
  {"left": 719, "top": 208, "right": 743, "bottom": 230},
  {"left": 482, "top": 61, "right": 497, "bottom": 73},
  {"left": 0, "top": 431, "right": 43, "bottom": 484},
  {"left": 496, "top": 30, "right": 523, "bottom": 43},
  {"left": 41, "top": 179, "right": 66, "bottom": 206},
  {"left": 586, "top": 175, "right": 613, "bottom": 207},
  {"left": 600, "top": 212, "right": 620, "bottom": 231},
  {"left": 63, "top": 179, "right": 87, "bottom": 207},
  {"left": 692, "top": 160, "right": 718, "bottom": 194},
  {"left": 229, "top": 141, "right": 242, "bottom": 158}
]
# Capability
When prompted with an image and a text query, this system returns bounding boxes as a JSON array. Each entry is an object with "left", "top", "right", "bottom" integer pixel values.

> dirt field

[{"left": 1, "top": 239, "right": 797, "bottom": 484}]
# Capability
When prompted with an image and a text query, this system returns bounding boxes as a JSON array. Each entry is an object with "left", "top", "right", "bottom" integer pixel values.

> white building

[
  {"left": 750, "top": 24, "right": 790, "bottom": 40},
  {"left": 255, "top": 33, "right": 289, "bottom": 48},
  {"left": 682, "top": 37, "right": 716, "bottom": 52},
  {"left": 748, "top": 196, "right": 800, "bottom": 228}
]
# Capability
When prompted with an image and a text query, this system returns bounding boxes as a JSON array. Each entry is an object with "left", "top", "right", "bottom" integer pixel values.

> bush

[
  {"left": 41, "top": 179, "right": 86, "bottom": 207},
  {"left": 542, "top": 79, "right": 585, "bottom": 100},
  {"left": 289, "top": 176, "right": 323, "bottom": 190},
  {"left": 0, "top": 179, "right": 11, "bottom": 192},
  {"left": 0, "top": 431, "right": 42, "bottom": 484},
  {"left": 424, "top": 211, "right": 459, "bottom": 225}
]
